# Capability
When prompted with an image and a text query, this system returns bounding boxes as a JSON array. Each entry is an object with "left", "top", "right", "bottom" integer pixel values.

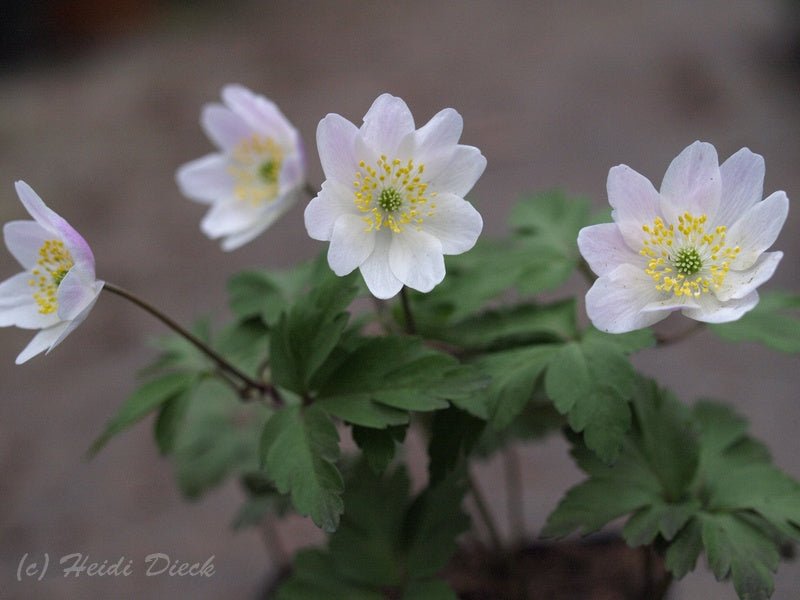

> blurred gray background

[{"left": 0, "top": 1, "right": 798, "bottom": 598}]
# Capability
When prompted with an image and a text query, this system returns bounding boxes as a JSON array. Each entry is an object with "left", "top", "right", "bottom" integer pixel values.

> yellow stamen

[{"left": 29, "top": 239, "right": 73, "bottom": 315}]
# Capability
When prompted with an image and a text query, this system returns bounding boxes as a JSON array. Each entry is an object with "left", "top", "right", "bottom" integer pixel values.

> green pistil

[
  {"left": 378, "top": 187, "right": 403, "bottom": 212},
  {"left": 53, "top": 268, "right": 70, "bottom": 286},
  {"left": 674, "top": 247, "right": 702, "bottom": 276},
  {"left": 258, "top": 160, "right": 278, "bottom": 183}
]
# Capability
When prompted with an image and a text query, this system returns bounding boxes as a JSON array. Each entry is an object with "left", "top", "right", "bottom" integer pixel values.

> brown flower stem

[
  {"left": 400, "top": 287, "right": 417, "bottom": 334},
  {"left": 505, "top": 445, "right": 525, "bottom": 543},
  {"left": 468, "top": 471, "right": 503, "bottom": 552},
  {"left": 102, "top": 282, "right": 277, "bottom": 402}
]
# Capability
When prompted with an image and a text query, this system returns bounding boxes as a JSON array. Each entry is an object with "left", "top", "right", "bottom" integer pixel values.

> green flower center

[
  {"left": 673, "top": 247, "right": 702, "bottom": 276},
  {"left": 378, "top": 187, "right": 403, "bottom": 212},
  {"left": 258, "top": 160, "right": 278, "bottom": 184}
]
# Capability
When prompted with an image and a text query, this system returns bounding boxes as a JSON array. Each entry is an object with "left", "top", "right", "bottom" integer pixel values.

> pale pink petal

[
  {"left": 715, "top": 252, "right": 782, "bottom": 302},
  {"left": 606, "top": 165, "right": 663, "bottom": 249},
  {"left": 175, "top": 154, "right": 235, "bottom": 204},
  {"left": 317, "top": 113, "right": 359, "bottom": 185},
  {"left": 360, "top": 94, "right": 415, "bottom": 155},
  {"left": 200, "top": 104, "right": 252, "bottom": 152},
  {"left": 681, "top": 290, "right": 759, "bottom": 324},
  {"left": 304, "top": 180, "right": 356, "bottom": 241},
  {"left": 359, "top": 231, "right": 403, "bottom": 299},
  {"left": 421, "top": 193, "right": 482, "bottom": 254},
  {"left": 221, "top": 84, "right": 296, "bottom": 146},
  {"left": 15, "top": 182, "right": 95, "bottom": 273},
  {"left": 712, "top": 148, "right": 764, "bottom": 228},
  {"left": 3, "top": 221, "right": 50, "bottom": 269},
  {"left": 426, "top": 145, "right": 486, "bottom": 197},
  {"left": 16, "top": 323, "right": 68, "bottom": 364},
  {"left": 659, "top": 141, "right": 721, "bottom": 224},
  {"left": 388, "top": 228, "right": 445, "bottom": 293},
  {"left": 279, "top": 152, "right": 305, "bottom": 192},
  {"left": 727, "top": 191, "right": 789, "bottom": 269},
  {"left": 577, "top": 223, "right": 643, "bottom": 277},
  {"left": 585, "top": 264, "right": 669, "bottom": 333},
  {"left": 328, "top": 214, "right": 376, "bottom": 276},
  {"left": 0, "top": 272, "right": 36, "bottom": 307}
]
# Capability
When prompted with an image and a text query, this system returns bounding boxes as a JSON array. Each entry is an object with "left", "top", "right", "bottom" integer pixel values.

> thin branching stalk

[
  {"left": 468, "top": 471, "right": 503, "bottom": 552},
  {"left": 103, "top": 282, "right": 278, "bottom": 403},
  {"left": 505, "top": 445, "right": 525, "bottom": 543},
  {"left": 400, "top": 287, "right": 417, "bottom": 334}
]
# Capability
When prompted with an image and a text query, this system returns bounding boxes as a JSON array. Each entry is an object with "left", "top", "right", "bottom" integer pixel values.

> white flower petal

[
  {"left": 16, "top": 323, "right": 69, "bottom": 364},
  {"left": 360, "top": 94, "right": 415, "bottom": 155},
  {"left": 585, "top": 264, "right": 669, "bottom": 333},
  {"left": 48, "top": 284, "right": 103, "bottom": 352},
  {"left": 304, "top": 180, "right": 356, "bottom": 241},
  {"left": 328, "top": 214, "right": 375, "bottom": 276},
  {"left": 426, "top": 145, "right": 486, "bottom": 198},
  {"left": 659, "top": 141, "right": 721, "bottom": 223},
  {"left": 359, "top": 231, "right": 403, "bottom": 299},
  {"left": 317, "top": 113, "right": 360, "bottom": 185},
  {"left": 56, "top": 266, "right": 99, "bottom": 320},
  {"left": 221, "top": 192, "right": 298, "bottom": 251},
  {"left": 221, "top": 84, "right": 296, "bottom": 146},
  {"left": 577, "top": 223, "right": 643, "bottom": 277},
  {"left": 279, "top": 152, "right": 305, "bottom": 191},
  {"left": 681, "top": 290, "right": 759, "bottom": 324},
  {"left": 606, "top": 165, "right": 663, "bottom": 249},
  {"left": 0, "top": 272, "right": 60, "bottom": 329},
  {"left": 421, "top": 193, "right": 482, "bottom": 254},
  {"left": 200, "top": 104, "right": 252, "bottom": 152},
  {"left": 388, "top": 228, "right": 445, "bottom": 293},
  {"left": 715, "top": 251, "right": 782, "bottom": 302},
  {"left": 3, "top": 220, "right": 50, "bottom": 269},
  {"left": 404, "top": 108, "right": 463, "bottom": 162},
  {"left": 200, "top": 199, "right": 263, "bottom": 239},
  {"left": 727, "top": 191, "right": 789, "bottom": 269},
  {"left": 640, "top": 296, "right": 700, "bottom": 312},
  {"left": 712, "top": 148, "right": 764, "bottom": 228},
  {"left": 175, "top": 154, "right": 235, "bottom": 204}
]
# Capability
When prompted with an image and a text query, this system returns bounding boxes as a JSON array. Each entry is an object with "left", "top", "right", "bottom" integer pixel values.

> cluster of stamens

[
  {"left": 640, "top": 212, "right": 740, "bottom": 298},
  {"left": 353, "top": 155, "right": 435, "bottom": 233},
  {"left": 228, "top": 135, "right": 283, "bottom": 206},
  {"left": 28, "top": 239, "right": 74, "bottom": 315}
]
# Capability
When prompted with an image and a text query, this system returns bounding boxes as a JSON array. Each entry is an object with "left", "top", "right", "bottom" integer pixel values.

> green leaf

[
  {"left": 260, "top": 404, "right": 344, "bottom": 532},
  {"left": 213, "top": 318, "right": 269, "bottom": 378},
  {"left": 275, "top": 549, "right": 384, "bottom": 600},
  {"left": 474, "top": 345, "right": 556, "bottom": 429},
  {"left": 352, "top": 425, "right": 406, "bottom": 474},
  {"left": 270, "top": 274, "right": 359, "bottom": 394},
  {"left": 582, "top": 326, "right": 656, "bottom": 354},
  {"left": 701, "top": 513, "right": 779, "bottom": 600},
  {"left": 544, "top": 337, "right": 635, "bottom": 462},
  {"left": 710, "top": 291, "right": 800, "bottom": 353},
  {"left": 228, "top": 253, "right": 331, "bottom": 326},
  {"left": 402, "top": 579, "right": 457, "bottom": 600},
  {"left": 153, "top": 387, "right": 192, "bottom": 455},
  {"left": 89, "top": 372, "right": 198, "bottom": 455},
  {"left": 419, "top": 299, "right": 577, "bottom": 351},
  {"left": 509, "top": 190, "right": 591, "bottom": 293},
  {"left": 428, "top": 407, "right": 485, "bottom": 485},
  {"left": 172, "top": 378, "right": 267, "bottom": 498},
  {"left": 665, "top": 517, "right": 704, "bottom": 578},
  {"left": 317, "top": 337, "right": 487, "bottom": 426}
]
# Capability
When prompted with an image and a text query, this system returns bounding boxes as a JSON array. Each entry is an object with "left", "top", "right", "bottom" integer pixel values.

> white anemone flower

[
  {"left": 0, "top": 182, "right": 104, "bottom": 363},
  {"left": 176, "top": 84, "right": 305, "bottom": 251},
  {"left": 578, "top": 141, "right": 789, "bottom": 333},
  {"left": 304, "top": 93, "right": 486, "bottom": 299}
]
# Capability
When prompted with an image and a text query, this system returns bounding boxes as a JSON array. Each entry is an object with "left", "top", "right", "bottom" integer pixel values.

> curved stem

[
  {"left": 102, "top": 282, "right": 274, "bottom": 400},
  {"left": 400, "top": 287, "right": 417, "bottom": 335},
  {"left": 505, "top": 445, "right": 525, "bottom": 544},
  {"left": 468, "top": 471, "right": 503, "bottom": 552}
]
